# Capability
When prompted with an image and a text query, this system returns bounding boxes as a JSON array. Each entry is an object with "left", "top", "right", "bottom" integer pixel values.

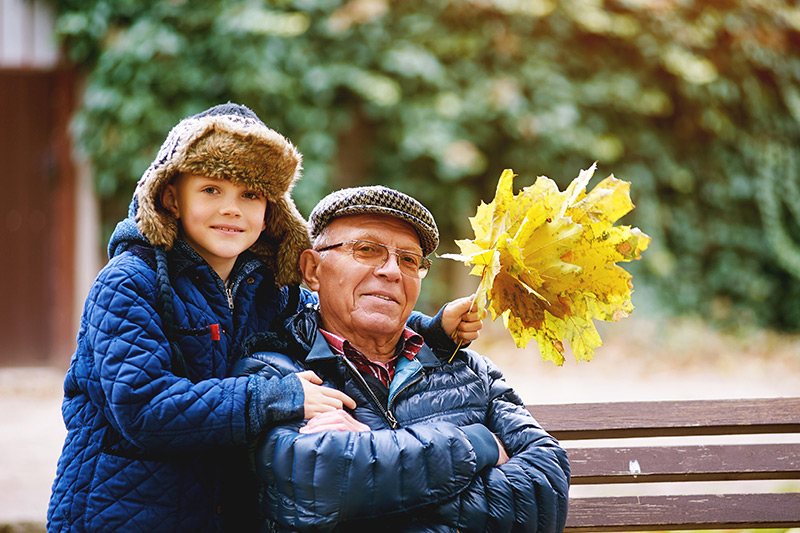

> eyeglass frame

[{"left": 315, "top": 239, "right": 432, "bottom": 279}]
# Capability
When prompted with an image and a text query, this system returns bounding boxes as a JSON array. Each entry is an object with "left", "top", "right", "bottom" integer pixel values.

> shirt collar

[{"left": 318, "top": 327, "right": 423, "bottom": 362}]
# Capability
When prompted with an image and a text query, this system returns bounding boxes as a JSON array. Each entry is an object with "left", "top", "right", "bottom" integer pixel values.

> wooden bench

[{"left": 528, "top": 397, "right": 800, "bottom": 532}]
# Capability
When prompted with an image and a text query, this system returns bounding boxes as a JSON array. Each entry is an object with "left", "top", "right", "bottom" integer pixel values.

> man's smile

[{"left": 364, "top": 292, "right": 398, "bottom": 303}]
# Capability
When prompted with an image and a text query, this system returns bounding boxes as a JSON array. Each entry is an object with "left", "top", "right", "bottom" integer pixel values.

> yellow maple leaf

[{"left": 442, "top": 164, "right": 651, "bottom": 365}]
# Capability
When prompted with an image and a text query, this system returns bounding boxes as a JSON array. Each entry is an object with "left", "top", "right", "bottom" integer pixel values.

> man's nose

[{"left": 373, "top": 252, "right": 403, "bottom": 280}]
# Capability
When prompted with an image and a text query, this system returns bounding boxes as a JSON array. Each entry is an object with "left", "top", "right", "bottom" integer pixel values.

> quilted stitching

[{"left": 48, "top": 247, "right": 292, "bottom": 532}]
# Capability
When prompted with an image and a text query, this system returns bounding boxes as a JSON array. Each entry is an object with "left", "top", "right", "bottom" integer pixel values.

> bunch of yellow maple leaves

[{"left": 443, "top": 163, "right": 650, "bottom": 366}]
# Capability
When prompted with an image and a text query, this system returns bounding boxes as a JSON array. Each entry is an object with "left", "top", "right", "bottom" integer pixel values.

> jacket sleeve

[
  {"left": 408, "top": 306, "right": 463, "bottom": 354},
  {"left": 421, "top": 354, "right": 571, "bottom": 532},
  {"left": 82, "top": 256, "right": 293, "bottom": 452},
  {"left": 255, "top": 419, "right": 496, "bottom": 531}
]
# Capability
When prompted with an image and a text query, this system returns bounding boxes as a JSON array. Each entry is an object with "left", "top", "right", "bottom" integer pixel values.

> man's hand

[
  {"left": 442, "top": 295, "right": 485, "bottom": 344},
  {"left": 300, "top": 409, "right": 371, "bottom": 433},
  {"left": 296, "top": 371, "right": 357, "bottom": 419},
  {"left": 493, "top": 433, "right": 509, "bottom": 466}
]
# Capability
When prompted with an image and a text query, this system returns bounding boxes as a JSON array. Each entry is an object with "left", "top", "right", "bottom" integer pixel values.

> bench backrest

[{"left": 527, "top": 398, "right": 800, "bottom": 532}]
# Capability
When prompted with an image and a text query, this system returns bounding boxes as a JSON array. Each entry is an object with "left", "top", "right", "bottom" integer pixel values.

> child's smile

[{"left": 162, "top": 173, "right": 267, "bottom": 282}]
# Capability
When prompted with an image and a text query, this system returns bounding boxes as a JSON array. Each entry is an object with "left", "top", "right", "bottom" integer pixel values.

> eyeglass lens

[{"left": 351, "top": 241, "right": 429, "bottom": 279}]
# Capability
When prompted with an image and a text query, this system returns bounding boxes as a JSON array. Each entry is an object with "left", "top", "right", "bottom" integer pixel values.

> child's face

[{"left": 161, "top": 173, "right": 267, "bottom": 280}]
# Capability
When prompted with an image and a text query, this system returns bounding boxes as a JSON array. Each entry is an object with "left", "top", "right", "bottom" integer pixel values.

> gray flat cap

[{"left": 309, "top": 185, "right": 439, "bottom": 256}]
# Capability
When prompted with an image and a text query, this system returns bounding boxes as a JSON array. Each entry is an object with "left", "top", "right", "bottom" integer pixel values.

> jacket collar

[
  {"left": 413, "top": 343, "right": 441, "bottom": 369},
  {"left": 305, "top": 328, "right": 339, "bottom": 363},
  {"left": 302, "top": 314, "right": 442, "bottom": 370},
  {"left": 170, "top": 240, "right": 268, "bottom": 283}
]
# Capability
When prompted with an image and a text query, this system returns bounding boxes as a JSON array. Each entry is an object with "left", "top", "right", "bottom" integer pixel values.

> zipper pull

[
  {"left": 225, "top": 283, "right": 234, "bottom": 311},
  {"left": 386, "top": 409, "right": 400, "bottom": 429}
]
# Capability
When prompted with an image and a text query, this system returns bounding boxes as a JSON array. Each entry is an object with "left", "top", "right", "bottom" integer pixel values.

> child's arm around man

[
  {"left": 47, "top": 103, "right": 350, "bottom": 532},
  {"left": 47, "top": 103, "right": 478, "bottom": 533}
]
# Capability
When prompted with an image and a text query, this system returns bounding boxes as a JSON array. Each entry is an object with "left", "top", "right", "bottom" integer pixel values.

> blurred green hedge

[{"left": 52, "top": 0, "right": 800, "bottom": 330}]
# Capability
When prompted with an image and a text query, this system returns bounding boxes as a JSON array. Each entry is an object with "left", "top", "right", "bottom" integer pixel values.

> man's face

[{"left": 303, "top": 214, "right": 423, "bottom": 344}]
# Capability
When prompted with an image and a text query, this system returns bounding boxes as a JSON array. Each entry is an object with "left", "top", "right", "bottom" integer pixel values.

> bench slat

[
  {"left": 564, "top": 492, "right": 800, "bottom": 532},
  {"left": 527, "top": 398, "right": 800, "bottom": 439},
  {"left": 568, "top": 442, "right": 800, "bottom": 483}
]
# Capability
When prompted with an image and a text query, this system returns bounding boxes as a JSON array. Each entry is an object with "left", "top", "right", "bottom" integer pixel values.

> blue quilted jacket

[
  {"left": 240, "top": 308, "right": 571, "bottom": 532},
  {"left": 46, "top": 237, "right": 317, "bottom": 532},
  {"left": 47, "top": 102, "right": 323, "bottom": 532}
]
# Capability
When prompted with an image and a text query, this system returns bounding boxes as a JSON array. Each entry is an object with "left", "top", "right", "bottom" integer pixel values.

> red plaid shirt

[{"left": 319, "top": 328, "right": 424, "bottom": 388}]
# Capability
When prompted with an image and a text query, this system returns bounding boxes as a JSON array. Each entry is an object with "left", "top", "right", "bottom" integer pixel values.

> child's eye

[
  {"left": 202, "top": 186, "right": 219, "bottom": 195},
  {"left": 243, "top": 191, "right": 262, "bottom": 200}
]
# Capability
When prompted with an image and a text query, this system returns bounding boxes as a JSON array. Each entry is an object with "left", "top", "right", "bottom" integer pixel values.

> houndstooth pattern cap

[{"left": 309, "top": 185, "right": 439, "bottom": 256}]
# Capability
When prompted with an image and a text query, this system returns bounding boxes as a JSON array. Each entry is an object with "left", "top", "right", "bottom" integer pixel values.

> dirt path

[{"left": 0, "top": 367, "right": 65, "bottom": 529}]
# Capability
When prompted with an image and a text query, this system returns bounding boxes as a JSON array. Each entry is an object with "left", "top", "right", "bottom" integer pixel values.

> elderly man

[{"left": 241, "top": 186, "right": 570, "bottom": 532}]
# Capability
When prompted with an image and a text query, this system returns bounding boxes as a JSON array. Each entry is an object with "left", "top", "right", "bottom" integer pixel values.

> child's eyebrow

[{"left": 191, "top": 175, "right": 223, "bottom": 184}]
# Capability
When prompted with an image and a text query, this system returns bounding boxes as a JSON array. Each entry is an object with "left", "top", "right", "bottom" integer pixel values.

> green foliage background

[{"left": 52, "top": 0, "right": 800, "bottom": 329}]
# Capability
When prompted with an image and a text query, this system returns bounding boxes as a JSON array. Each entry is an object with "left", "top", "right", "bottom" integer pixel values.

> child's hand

[
  {"left": 442, "top": 295, "right": 485, "bottom": 344},
  {"left": 296, "top": 371, "right": 357, "bottom": 419},
  {"left": 299, "top": 409, "right": 370, "bottom": 433}
]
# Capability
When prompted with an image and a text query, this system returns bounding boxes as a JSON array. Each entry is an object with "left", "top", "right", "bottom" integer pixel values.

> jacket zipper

[
  {"left": 225, "top": 283, "right": 234, "bottom": 311},
  {"left": 341, "top": 356, "right": 400, "bottom": 429}
]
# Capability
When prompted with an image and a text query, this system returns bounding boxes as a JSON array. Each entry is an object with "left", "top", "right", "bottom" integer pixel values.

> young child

[{"left": 47, "top": 103, "right": 481, "bottom": 532}]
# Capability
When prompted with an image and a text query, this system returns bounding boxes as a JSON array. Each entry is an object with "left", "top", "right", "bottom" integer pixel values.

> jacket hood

[{"left": 132, "top": 102, "right": 309, "bottom": 287}]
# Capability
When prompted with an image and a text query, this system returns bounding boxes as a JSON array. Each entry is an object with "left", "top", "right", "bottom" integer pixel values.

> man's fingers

[
  {"left": 461, "top": 308, "right": 486, "bottom": 323},
  {"left": 454, "top": 298, "right": 485, "bottom": 344},
  {"left": 449, "top": 296, "right": 473, "bottom": 316},
  {"left": 473, "top": 309, "right": 487, "bottom": 320},
  {"left": 300, "top": 409, "right": 370, "bottom": 433},
  {"left": 300, "top": 421, "right": 357, "bottom": 433},
  {"left": 456, "top": 296, "right": 473, "bottom": 313},
  {"left": 456, "top": 330, "right": 480, "bottom": 343},
  {"left": 458, "top": 318, "right": 483, "bottom": 333},
  {"left": 305, "top": 410, "right": 361, "bottom": 430},
  {"left": 300, "top": 422, "right": 339, "bottom": 433},
  {"left": 492, "top": 432, "right": 510, "bottom": 466}
]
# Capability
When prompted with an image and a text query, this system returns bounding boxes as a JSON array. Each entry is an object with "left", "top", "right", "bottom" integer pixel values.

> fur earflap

[{"left": 134, "top": 103, "right": 310, "bottom": 287}]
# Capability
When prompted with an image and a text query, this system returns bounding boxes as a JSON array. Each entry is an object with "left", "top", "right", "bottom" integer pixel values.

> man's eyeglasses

[{"left": 316, "top": 240, "right": 432, "bottom": 279}]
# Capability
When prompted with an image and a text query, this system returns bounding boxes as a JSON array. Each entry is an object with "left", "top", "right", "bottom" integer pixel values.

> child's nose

[{"left": 219, "top": 196, "right": 243, "bottom": 216}]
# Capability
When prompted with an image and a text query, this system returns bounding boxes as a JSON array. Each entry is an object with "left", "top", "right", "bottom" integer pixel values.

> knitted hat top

[
  {"left": 309, "top": 185, "right": 439, "bottom": 257},
  {"left": 134, "top": 103, "right": 310, "bottom": 287}
]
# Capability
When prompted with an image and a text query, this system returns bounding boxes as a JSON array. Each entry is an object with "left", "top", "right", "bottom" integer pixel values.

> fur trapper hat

[{"left": 134, "top": 102, "right": 310, "bottom": 286}]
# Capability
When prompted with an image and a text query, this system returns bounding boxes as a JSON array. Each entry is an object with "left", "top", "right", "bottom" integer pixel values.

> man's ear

[
  {"left": 299, "top": 249, "right": 322, "bottom": 291},
  {"left": 160, "top": 183, "right": 180, "bottom": 218}
]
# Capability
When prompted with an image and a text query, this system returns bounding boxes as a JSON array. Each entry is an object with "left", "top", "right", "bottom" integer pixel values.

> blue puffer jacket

[
  {"left": 46, "top": 237, "right": 316, "bottom": 532},
  {"left": 240, "top": 308, "right": 571, "bottom": 532}
]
